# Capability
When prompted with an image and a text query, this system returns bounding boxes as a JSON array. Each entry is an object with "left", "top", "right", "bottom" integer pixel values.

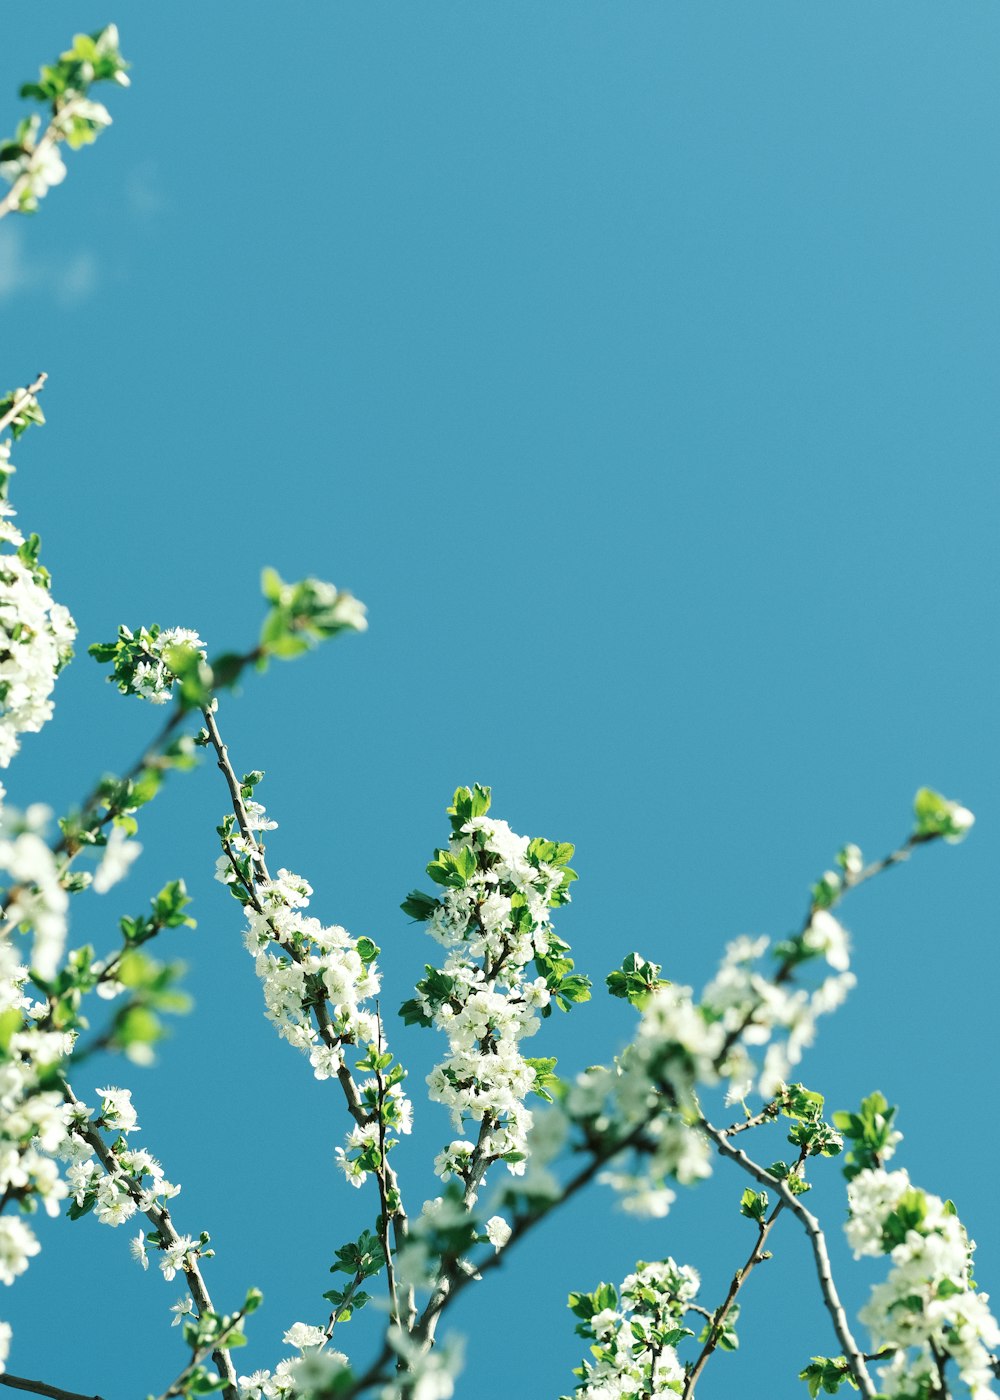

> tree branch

[
  {"left": 699, "top": 1117, "right": 877, "bottom": 1399},
  {"left": 61, "top": 1084, "right": 239, "bottom": 1399},
  {"left": 0, "top": 1375, "right": 103, "bottom": 1400},
  {"left": 0, "top": 374, "right": 47, "bottom": 435},
  {"left": 202, "top": 701, "right": 414, "bottom": 1312},
  {"left": 683, "top": 1145, "right": 812, "bottom": 1397},
  {"left": 374, "top": 1006, "right": 401, "bottom": 1329},
  {"left": 152, "top": 1303, "right": 251, "bottom": 1400},
  {"left": 414, "top": 1115, "right": 657, "bottom": 1348}
]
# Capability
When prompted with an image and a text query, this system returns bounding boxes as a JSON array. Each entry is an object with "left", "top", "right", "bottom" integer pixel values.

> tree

[{"left": 0, "top": 22, "right": 997, "bottom": 1400}]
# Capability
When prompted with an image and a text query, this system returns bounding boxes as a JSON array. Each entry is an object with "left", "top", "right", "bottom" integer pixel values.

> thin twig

[
  {"left": 338, "top": 1117, "right": 660, "bottom": 1393},
  {"left": 62, "top": 1085, "right": 238, "bottom": 1399},
  {"left": 153, "top": 1303, "right": 250, "bottom": 1400},
  {"left": 374, "top": 1005, "right": 401, "bottom": 1328},
  {"left": 699, "top": 1117, "right": 877, "bottom": 1400},
  {"left": 0, "top": 1376, "right": 103, "bottom": 1400},
  {"left": 683, "top": 1146, "right": 811, "bottom": 1397},
  {"left": 0, "top": 374, "right": 47, "bottom": 435},
  {"left": 720, "top": 1101, "right": 779, "bottom": 1137},
  {"left": 720, "top": 830, "right": 934, "bottom": 1058},
  {"left": 415, "top": 1115, "right": 657, "bottom": 1344},
  {"left": 202, "top": 702, "right": 415, "bottom": 1315}
]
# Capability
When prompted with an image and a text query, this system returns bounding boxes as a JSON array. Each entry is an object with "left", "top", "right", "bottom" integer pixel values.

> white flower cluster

[
  {"left": 416, "top": 815, "right": 571, "bottom": 1185},
  {"left": 92, "top": 823, "right": 142, "bottom": 895},
  {"left": 0, "top": 97, "right": 112, "bottom": 208},
  {"left": 222, "top": 865, "right": 374, "bottom": 1061},
  {"left": 846, "top": 1167, "right": 1000, "bottom": 1397},
  {"left": 239, "top": 1343, "right": 350, "bottom": 1400},
  {"left": 701, "top": 919, "right": 855, "bottom": 1098},
  {"left": 220, "top": 854, "right": 411, "bottom": 1190},
  {"left": 0, "top": 950, "right": 76, "bottom": 1367},
  {"left": 0, "top": 805, "right": 69, "bottom": 979},
  {"left": 62, "top": 1087, "right": 182, "bottom": 1237},
  {"left": 0, "top": 500, "right": 76, "bottom": 766},
  {"left": 125, "top": 626, "right": 206, "bottom": 704},
  {"left": 569, "top": 1259, "right": 700, "bottom": 1398},
  {"left": 569, "top": 918, "right": 854, "bottom": 1218},
  {"left": 0, "top": 1022, "right": 73, "bottom": 1260},
  {"left": 0, "top": 115, "right": 70, "bottom": 207}
]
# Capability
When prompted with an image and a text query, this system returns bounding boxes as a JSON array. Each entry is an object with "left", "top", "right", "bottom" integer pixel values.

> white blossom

[
  {"left": 92, "top": 824, "right": 142, "bottom": 894},
  {"left": 0, "top": 1216, "right": 40, "bottom": 1285},
  {"left": 485, "top": 1214, "right": 512, "bottom": 1250},
  {"left": 282, "top": 1321, "right": 327, "bottom": 1351},
  {"left": 170, "top": 1296, "right": 195, "bottom": 1326},
  {"left": 0, "top": 520, "right": 76, "bottom": 766}
]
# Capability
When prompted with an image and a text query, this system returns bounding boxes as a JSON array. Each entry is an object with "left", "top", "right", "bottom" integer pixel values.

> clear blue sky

[{"left": 2, "top": 4, "right": 998, "bottom": 1397}]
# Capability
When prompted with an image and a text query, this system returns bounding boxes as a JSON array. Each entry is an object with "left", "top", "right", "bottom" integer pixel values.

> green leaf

[
  {"left": 524, "top": 1056, "right": 560, "bottom": 1102},
  {"left": 400, "top": 889, "right": 438, "bottom": 922},
  {"left": 739, "top": 1188, "right": 768, "bottom": 1222},
  {"left": 355, "top": 936, "right": 380, "bottom": 965}
]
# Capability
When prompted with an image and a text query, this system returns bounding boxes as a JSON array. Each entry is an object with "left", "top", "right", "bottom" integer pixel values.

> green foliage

[
  {"left": 0, "top": 387, "right": 44, "bottom": 441},
  {"left": 447, "top": 783, "right": 491, "bottom": 835},
  {"left": 527, "top": 835, "right": 578, "bottom": 907},
  {"left": 739, "top": 1188, "right": 768, "bottom": 1223},
  {"left": 606, "top": 951, "right": 667, "bottom": 1009},
  {"left": 810, "top": 869, "right": 842, "bottom": 911},
  {"left": 399, "top": 964, "right": 456, "bottom": 1027},
  {"left": 524, "top": 1055, "right": 560, "bottom": 1102},
  {"left": 400, "top": 889, "right": 439, "bottom": 922},
  {"left": 109, "top": 948, "right": 192, "bottom": 1061},
  {"left": 767, "top": 1160, "right": 811, "bottom": 1195},
  {"left": 89, "top": 625, "right": 203, "bottom": 706},
  {"left": 534, "top": 930, "right": 592, "bottom": 1015},
  {"left": 426, "top": 846, "right": 478, "bottom": 889},
  {"left": 323, "top": 1229, "right": 385, "bottom": 1324},
  {"left": 912, "top": 787, "right": 974, "bottom": 843},
  {"left": 778, "top": 1083, "right": 843, "bottom": 1160},
  {"left": 880, "top": 1186, "right": 928, "bottom": 1251},
  {"left": 258, "top": 567, "right": 366, "bottom": 663},
  {"left": 1, "top": 27, "right": 128, "bottom": 215},
  {"left": 567, "top": 1281, "right": 618, "bottom": 1334},
  {"left": 832, "top": 1091, "right": 899, "bottom": 1181},
  {"left": 799, "top": 1356, "right": 860, "bottom": 1396}
]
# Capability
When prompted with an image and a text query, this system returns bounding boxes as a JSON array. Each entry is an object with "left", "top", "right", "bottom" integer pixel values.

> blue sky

[{"left": 2, "top": 4, "right": 998, "bottom": 1397}]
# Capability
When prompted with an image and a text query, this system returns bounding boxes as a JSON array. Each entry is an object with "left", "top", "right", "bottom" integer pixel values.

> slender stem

[
  {"left": 700, "top": 1117, "right": 877, "bottom": 1399},
  {"left": 720, "top": 1101, "right": 779, "bottom": 1137},
  {"left": 153, "top": 1305, "right": 250, "bottom": 1400},
  {"left": 682, "top": 1143, "right": 806, "bottom": 1400},
  {"left": 343, "top": 1119, "right": 657, "bottom": 1394},
  {"left": 415, "top": 1115, "right": 656, "bottom": 1345},
  {"left": 202, "top": 701, "right": 415, "bottom": 1313},
  {"left": 202, "top": 707, "right": 269, "bottom": 879},
  {"left": 374, "top": 1006, "right": 401, "bottom": 1328},
  {"left": 419, "top": 894, "right": 520, "bottom": 1347},
  {"left": 721, "top": 830, "right": 935, "bottom": 1058},
  {"left": 0, "top": 1377, "right": 103, "bottom": 1400},
  {"left": 62, "top": 1085, "right": 238, "bottom": 1398},
  {"left": 324, "top": 1269, "right": 365, "bottom": 1342},
  {"left": 0, "top": 374, "right": 47, "bottom": 435},
  {"left": 930, "top": 1342, "right": 951, "bottom": 1399}
]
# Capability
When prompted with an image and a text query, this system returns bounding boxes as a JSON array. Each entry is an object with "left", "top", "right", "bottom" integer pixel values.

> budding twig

[
  {"left": 700, "top": 1116, "right": 877, "bottom": 1400},
  {"left": 0, "top": 1374, "right": 104, "bottom": 1400},
  {"left": 0, "top": 374, "right": 47, "bottom": 435},
  {"left": 61, "top": 1084, "right": 239, "bottom": 1399}
]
